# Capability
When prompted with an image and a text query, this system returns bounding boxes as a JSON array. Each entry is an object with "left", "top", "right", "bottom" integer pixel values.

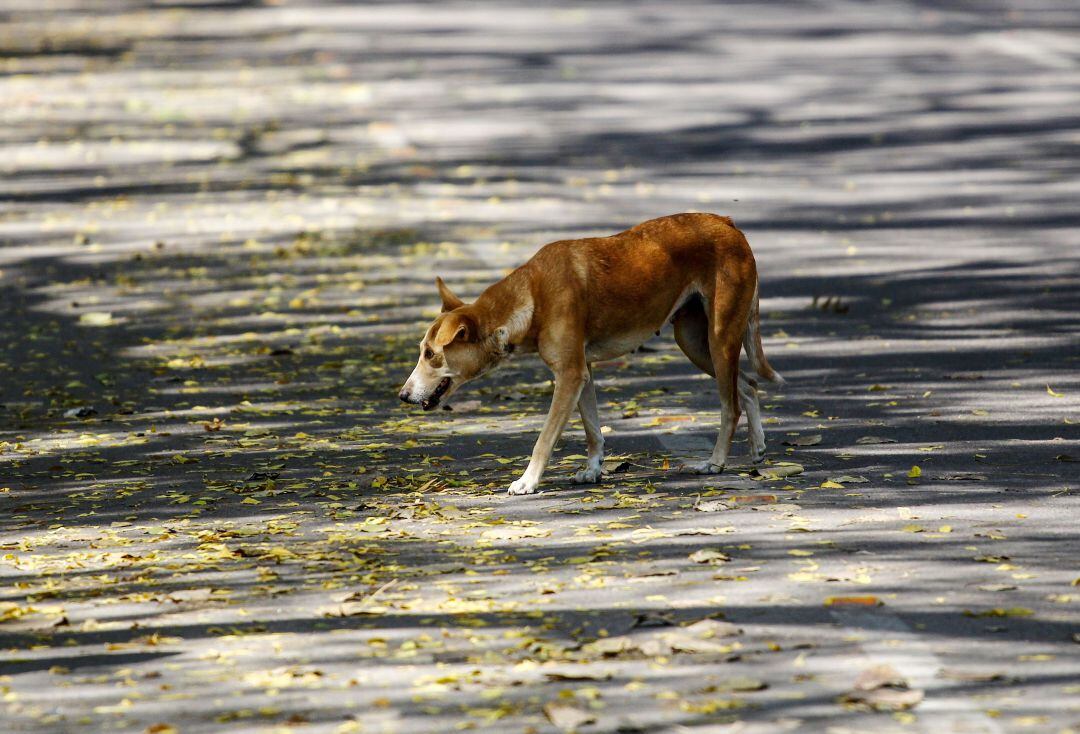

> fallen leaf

[
  {"left": 79, "top": 311, "right": 114, "bottom": 326},
  {"left": 907, "top": 465, "right": 921, "bottom": 478},
  {"left": 783, "top": 434, "right": 822, "bottom": 446},
  {"left": 854, "top": 665, "right": 906, "bottom": 691},
  {"left": 682, "top": 618, "right": 741, "bottom": 638},
  {"left": 144, "top": 725, "right": 178, "bottom": 734},
  {"left": 756, "top": 462, "right": 804, "bottom": 479},
  {"left": 937, "top": 668, "right": 1005, "bottom": 682},
  {"left": 841, "top": 665, "right": 923, "bottom": 712},
  {"left": 728, "top": 493, "right": 778, "bottom": 504},
  {"left": 825, "top": 596, "right": 882, "bottom": 607},
  {"left": 974, "top": 555, "right": 1010, "bottom": 563},
  {"left": 856, "top": 436, "right": 895, "bottom": 444},
  {"left": 602, "top": 459, "right": 630, "bottom": 473},
  {"left": 963, "top": 607, "right": 1033, "bottom": 618},
  {"left": 167, "top": 588, "right": 215, "bottom": 604},
  {"left": 543, "top": 702, "right": 595, "bottom": 731},
  {"left": 688, "top": 549, "right": 731, "bottom": 564},
  {"left": 480, "top": 526, "right": 551, "bottom": 541},
  {"left": 544, "top": 670, "right": 613, "bottom": 682},
  {"left": 1047, "top": 385, "right": 1064, "bottom": 398},
  {"left": 704, "top": 676, "right": 768, "bottom": 692}
]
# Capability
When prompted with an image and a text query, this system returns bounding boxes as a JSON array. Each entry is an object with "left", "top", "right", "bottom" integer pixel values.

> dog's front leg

[{"left": 507, "top": 369, "right": 586, "bottom": 496}]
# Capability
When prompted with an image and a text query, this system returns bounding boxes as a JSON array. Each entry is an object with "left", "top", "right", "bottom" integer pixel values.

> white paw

[
  {"left": 572, "top": 465, "right": 602, "bottom": 484},
  {"left": 676, "top": 460, "right": 726, "bottom": 475},
  {"left": 750, "top": 446, "right": 766, "bottom": 464},
  {"left": 507, "top": 477, "right": 539, "bottom": 495}
]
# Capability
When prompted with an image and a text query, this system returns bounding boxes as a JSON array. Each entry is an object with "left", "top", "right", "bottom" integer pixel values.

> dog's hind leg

[
  {"left": 738, "top": 373, "right": 766, "bottom": 463},
  {"left": 675, "top": 280, "right": 751, "bottom": 474},
  {"left": 675, "top": 297, "right": 763, "bottom": 463},
  {"left": 572, "top": 364, "right": 604, "bottom": 484}
]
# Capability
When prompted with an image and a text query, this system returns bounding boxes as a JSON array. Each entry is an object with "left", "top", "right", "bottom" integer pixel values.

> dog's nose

[{"left": 398, "top": 389, "right": 411, "bottom": 403}]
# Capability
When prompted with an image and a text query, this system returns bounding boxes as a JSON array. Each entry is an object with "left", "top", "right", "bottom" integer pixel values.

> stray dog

[{"left": 399, "top": 213, "right": 783, "bottom": 495}]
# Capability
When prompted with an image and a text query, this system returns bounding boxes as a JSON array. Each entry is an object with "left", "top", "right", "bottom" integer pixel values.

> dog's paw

[
  {"left": 751, "top": 447, "right": 766, "bottom": 464},
  {"left": 676, "top": 460, "right": 725, "bottom": 475},
  {"left": 571, "top": 465, "right": 602, "bottom": 484},
  {"left": 507, "top": 477, "right": 539, "bottom": 496}
]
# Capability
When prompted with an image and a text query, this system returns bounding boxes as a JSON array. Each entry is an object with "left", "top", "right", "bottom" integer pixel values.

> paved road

[{"left": 1, "top": 2, "right": 1078, "bottom": 732}]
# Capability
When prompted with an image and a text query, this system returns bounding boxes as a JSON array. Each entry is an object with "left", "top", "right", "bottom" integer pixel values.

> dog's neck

[{"left": 473, "top": 270, "right": 535, "bottom": 348}]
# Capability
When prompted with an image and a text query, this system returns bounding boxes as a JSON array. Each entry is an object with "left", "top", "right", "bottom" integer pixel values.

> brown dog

[{"left": 399, "top": 212, "right": 783, "bottom": 495}]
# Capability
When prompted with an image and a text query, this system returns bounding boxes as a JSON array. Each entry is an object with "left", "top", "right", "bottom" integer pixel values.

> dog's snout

[{"left": 398, "top": 388, "right": 411, "bottom": 403}]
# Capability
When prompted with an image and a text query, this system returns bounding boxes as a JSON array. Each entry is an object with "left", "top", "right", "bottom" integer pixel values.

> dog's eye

[{"left": 423, "top": 347, "right": 434, "bottom": 360}]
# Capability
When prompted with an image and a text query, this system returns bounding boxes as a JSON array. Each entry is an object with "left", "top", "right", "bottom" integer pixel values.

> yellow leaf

[
  {"left": 241, "top": 497, "right": 260, "bottom": 505},
  {"left": 480, "top": 526, "right": 551, "bottom": 541},
  {"left": 645, "top": 415, "right": 694, "bottom": 426},
  {"left": 79, "top": 311, "right": 114, "bottom": 326},
  {"left": 907, "top": 465, "right": 921, "bottom": 478},
  {"left": 819, "top": 480, "right": 845, "bottom": 489},
  {"left": 788, "top": 549, "right": 814, "bottom": 557},
  {"left": 963, "top": 607, "right": 1034, "bottom": 618},
  {"left": 1047, "top": 385, "right": 1064, "bottom": 398}
]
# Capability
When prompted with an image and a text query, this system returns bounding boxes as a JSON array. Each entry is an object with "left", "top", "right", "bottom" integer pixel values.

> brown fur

[{"left": 399, "top": 213, "right": 782, "bottom": 495}]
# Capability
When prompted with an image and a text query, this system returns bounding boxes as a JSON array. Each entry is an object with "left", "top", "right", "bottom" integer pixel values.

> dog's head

[{"left": 398, "top": 277, "right": 512, "bottom": 411}]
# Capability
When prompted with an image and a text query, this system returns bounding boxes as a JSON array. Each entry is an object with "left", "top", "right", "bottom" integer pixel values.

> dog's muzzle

[{"left": 420, "top": 377, "right": 452, "bottom": 411}]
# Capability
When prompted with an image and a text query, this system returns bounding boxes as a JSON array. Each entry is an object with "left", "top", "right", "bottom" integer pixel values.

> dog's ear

[
  {"left": 432, "top": 312, "right": 476, "bottom": 347},
  {"left": 436, "top": 276, "right": 465, "bottom": 312}
]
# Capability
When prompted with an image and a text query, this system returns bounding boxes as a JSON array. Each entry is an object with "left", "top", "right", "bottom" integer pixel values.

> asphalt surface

[{"left": 1, "top": 2, "right": 1078, "bottom": 733}]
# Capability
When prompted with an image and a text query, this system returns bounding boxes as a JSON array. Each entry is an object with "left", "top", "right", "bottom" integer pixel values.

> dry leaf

[
  {"left": 783, "top": 434, "right": 822, "bottom": 446},
  {"left": 756, "top": 462, "right": 804, "bottom": 479},
  {"left": 824, "top": 596, "right": 882, "bottom": 607},
  {"left": 688, "top": 549, "right": 731, "bottom": 564},
  {"left": 937, "top": 668, "right": 1004, "bottom": 682},
  {"left": 842, "top": 686, "right": 924, "bottom": 711},
  {"left": 854, "top": 665, "right": 907, "bottom": 691},
  {"left": 480, "top": 525, "right": 551, "bottom": 541},
  {"left": 543, "top": 702, "right": 595, "bottom": 731},
  {"left": 841, "top": 664, "right": 923, "bottom": 712},
  {"left": 79, "top": 311, "right": 114, "bottom": 326}
]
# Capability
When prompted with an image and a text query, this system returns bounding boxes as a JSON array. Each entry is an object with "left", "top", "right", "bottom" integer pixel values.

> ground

[{"left": 1, "top": 1, "right": 1078, "bottom": 733}]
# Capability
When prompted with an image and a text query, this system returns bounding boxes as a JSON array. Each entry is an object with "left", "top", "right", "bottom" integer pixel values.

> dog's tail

[{"left": 743, "top": 282, "right": 785, "bottom": 384}]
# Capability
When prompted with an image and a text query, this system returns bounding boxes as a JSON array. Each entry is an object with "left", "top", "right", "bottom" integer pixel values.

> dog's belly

[
  {"left": 584, "top": 287, "right": 697, "bottom": 362},
  {"left": 585, "top": 329, "right": 656, "bottom": 362}
]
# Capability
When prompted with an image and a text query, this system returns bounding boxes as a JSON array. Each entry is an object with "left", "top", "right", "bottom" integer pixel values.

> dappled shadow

[{"left": 1, "top": 0, "right": 1078, "bottom": 731}]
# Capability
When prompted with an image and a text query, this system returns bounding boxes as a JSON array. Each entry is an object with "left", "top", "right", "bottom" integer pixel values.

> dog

[{"left": 399, "top": 212, "right": 783, "bottom": 495}]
